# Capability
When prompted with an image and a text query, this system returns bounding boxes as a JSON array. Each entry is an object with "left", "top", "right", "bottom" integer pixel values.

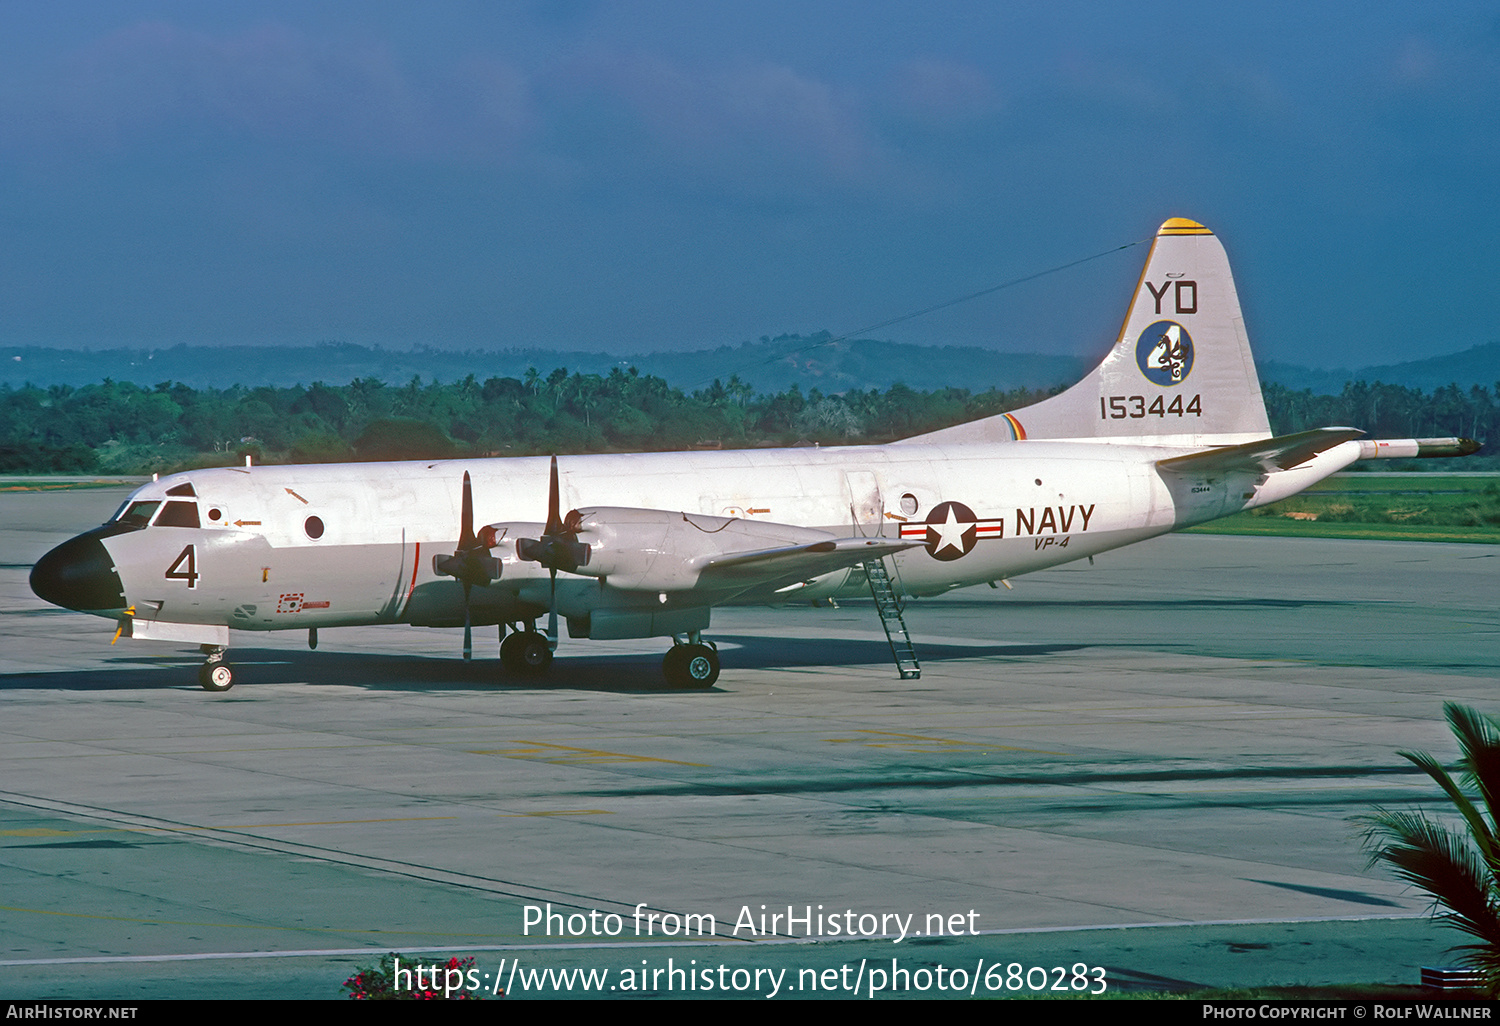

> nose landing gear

[{"left": 198, "top": 645, "right": 234, "bottom": 692}]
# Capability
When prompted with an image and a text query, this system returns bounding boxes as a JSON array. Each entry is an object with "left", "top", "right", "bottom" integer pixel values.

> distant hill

[
  {"left": 1259, "top": 342, "right": 1500, "bottom": 393},
  {"left": 642, "top": 336, "right": 1087, "bottom": 394},
  {"left": 3, "top": 337, "right": 1495, "bottom": 395},
  {"left": 0, "top": 337, "right": 1086, "bottom": 395}
]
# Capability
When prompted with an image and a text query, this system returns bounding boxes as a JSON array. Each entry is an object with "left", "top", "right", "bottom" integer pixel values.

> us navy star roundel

[{"left": 898, "top": 501, "right": 1004, "bottom": 561}]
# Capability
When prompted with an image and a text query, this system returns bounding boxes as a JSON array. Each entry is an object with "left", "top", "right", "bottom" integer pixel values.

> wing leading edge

[
  {"left": 696, "top": 536, "right": 918, "bottom": 586},
  {"left": 488, "top": 504, "right": 919, "bottom": 595}
]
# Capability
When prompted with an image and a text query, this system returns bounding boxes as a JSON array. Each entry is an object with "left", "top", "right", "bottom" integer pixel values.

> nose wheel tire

[
  {"left": 198, "top": 661, "right": 235, "bottom": 692},
  {"left": 663, "top": 643, "right": 719, "bottom": 689},
  {"left": 501, "top": 630, "right": 553, "bottom": 676}
]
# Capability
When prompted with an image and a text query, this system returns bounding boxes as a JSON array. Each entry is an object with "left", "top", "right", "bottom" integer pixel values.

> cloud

[
  {"left": 889, "top": 58, "right": 1000, "bottom": 127},
  {"left": 563, "top": 49, "right": 890, "bottom": 194},
  {"left": 32, "top": 19, "right": 533, "bottom": 162}
]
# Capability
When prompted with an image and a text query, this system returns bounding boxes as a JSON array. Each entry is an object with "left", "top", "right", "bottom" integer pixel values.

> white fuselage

[{"left": 87, "top": 437, "right": 1362, "bottom": 639}]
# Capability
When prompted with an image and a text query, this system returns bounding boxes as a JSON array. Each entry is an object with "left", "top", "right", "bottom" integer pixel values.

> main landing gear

[
  {"left": 498, "top": 625, "right": 720, "bottom": 688},
  {"left": 662, "top": 635, "right": 719, "bottom": 689},
  {"left": 500, "top": 625, "right": 553, "bottom": 676},
  {"left": 198, "top": 645, "right": 234, "bottom": 691}
]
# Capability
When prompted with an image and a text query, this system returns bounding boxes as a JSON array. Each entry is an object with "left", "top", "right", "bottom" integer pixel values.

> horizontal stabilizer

[{"left": 1157, "top": 427, "right": 1364, "bottom": 476}]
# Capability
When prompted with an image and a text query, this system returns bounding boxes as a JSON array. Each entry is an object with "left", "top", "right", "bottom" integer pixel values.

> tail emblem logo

[{"left": 1136, "top": 320, "right": 1194, "bottom": 386}]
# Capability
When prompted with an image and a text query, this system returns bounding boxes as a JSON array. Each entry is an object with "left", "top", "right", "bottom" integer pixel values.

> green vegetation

[
  {"left": 0, "top": 370, "right": 1492, "bottom": 487},
  {"left": 1366, "top": 704, "right": 1500, "bottom": 997},
  {"left": 0, "top": 370, "right": 1061, "bottom": 474},
  {"left": 1263, "top": 380, "right": 1496, "bottom": 450},
  {"left": 1187, "top": 475, "right": 1500, "bottom": 543}
]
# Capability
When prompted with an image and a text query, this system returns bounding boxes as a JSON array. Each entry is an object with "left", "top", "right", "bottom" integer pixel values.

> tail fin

[{"left": 905, "top": 218, "right": 1271, "bottom": 446}]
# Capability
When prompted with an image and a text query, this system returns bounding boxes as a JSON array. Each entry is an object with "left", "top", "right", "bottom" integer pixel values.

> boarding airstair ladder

[{"left": 862, "top": 558, "right": 920, "bottom": 680}]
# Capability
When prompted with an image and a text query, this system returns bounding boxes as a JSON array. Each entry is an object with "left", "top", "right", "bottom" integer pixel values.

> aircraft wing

[
  {"left": 694, "top": 536, "right": 919, "bottom": 587},
  {"left": 494, "top": 504, "right": 920, "bottom": 595},
  {"left": 1156, "top": 427, "right": 1364, "bottom": 476}
]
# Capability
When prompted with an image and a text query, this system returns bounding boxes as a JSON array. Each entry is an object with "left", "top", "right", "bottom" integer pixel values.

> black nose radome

[{"left": 30, "top": 531, "right": 128, "bottom": 614}]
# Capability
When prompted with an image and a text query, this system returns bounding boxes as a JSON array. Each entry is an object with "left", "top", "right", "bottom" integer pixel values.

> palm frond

[
  {"left": 1399, "top": 747, "right": 1497, "bottom": 863},
  {"left": 1446, "top": 941, "right": 1500, "bottom": 989},
  {"left": 1367, "top": 705, "right": 1500, "bottom": 996},
  {"left": 1365, "top": 809, "right": 1500, "bottom": 946},
  {"left": 1445, "top": 703, "right": 1500, "bottom": 842}
]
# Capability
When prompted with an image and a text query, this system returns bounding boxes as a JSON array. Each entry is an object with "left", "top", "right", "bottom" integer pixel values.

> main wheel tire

[
  {"left": 502, "top": 631, "right": 552, "bottom": 676},
  {"left": 499, "top": 631, "right": 526, "bottom": 672},
  {"left": 198, "top": 661, "right": 234, "bottom": 692},
  {"left": 663, "top": 644, "right": 718, "bottom": 689}
]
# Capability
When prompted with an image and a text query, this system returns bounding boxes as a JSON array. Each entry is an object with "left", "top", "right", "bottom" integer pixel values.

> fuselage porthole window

[{"left": 305, "top": 516, "right": 325, "bottom": 540}]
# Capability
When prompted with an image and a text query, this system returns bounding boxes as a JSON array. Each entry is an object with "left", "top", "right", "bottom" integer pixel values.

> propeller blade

[
  {"left": 547, "top": 568, "right": 559, "bottom": 649},
  {"left": 509, "top": 457, "right": 583, "bottom": 654},
  {"left": 462, "top": 582, "right": 473, "bottom": 661},
  {"left": 459, "top": 471, "right": 476, "bottom": 550},
  {"left": 432, "top": 472, "right": 501, "bottom": 662},
  {"left": 545, "top": 456, "right": 562, "bottom": 535},
  {"left": 517, "top": 456, "right": 591, "bottom": 574}
]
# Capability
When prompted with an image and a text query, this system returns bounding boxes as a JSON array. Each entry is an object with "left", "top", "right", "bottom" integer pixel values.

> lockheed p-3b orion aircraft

[{"left": 30, "top": 218, "right": 1478, "bottom": 690}]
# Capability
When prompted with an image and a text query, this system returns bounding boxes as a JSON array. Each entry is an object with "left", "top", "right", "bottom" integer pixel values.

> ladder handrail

[{"left": 862, "top": 558, "right": 921, "bottom": 680}]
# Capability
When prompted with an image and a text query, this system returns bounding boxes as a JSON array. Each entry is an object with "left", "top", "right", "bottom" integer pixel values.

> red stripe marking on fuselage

[{"left": 401, "top": 541, "right": 420, "bottom": 616}]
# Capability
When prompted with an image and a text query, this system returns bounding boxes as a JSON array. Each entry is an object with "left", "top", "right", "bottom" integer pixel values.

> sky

[{"left": 1, "top": 1, "right": 1497, "bottom": 369}]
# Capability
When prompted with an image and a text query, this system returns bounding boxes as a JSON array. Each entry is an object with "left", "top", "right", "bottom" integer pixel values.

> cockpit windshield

[
  {"left": 154, "top": 500, "right": 200, "bottom": 528},
  {"left": 115, "top": 500, "right": 160, "bottom": 527}
]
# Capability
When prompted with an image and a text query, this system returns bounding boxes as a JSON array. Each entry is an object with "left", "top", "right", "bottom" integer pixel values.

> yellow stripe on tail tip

[{"left": 1158, "top": 217, "right": 1213, "bottom": 236}]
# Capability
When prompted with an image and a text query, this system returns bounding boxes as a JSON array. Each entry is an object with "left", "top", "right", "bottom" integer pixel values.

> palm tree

[{"left": 1366, "top": 702, "right": 1500, "bottom": 992}]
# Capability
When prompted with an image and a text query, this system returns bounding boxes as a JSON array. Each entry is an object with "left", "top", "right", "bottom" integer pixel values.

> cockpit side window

[
  {"left": 166, "top": 482, "right": 196, "bottom": 497},
  {"left": 116, "top": 501, "right": 160, "bottom": 527},
  {"left": 154, "top": 501, "right": 201, "bottom": 529}
]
